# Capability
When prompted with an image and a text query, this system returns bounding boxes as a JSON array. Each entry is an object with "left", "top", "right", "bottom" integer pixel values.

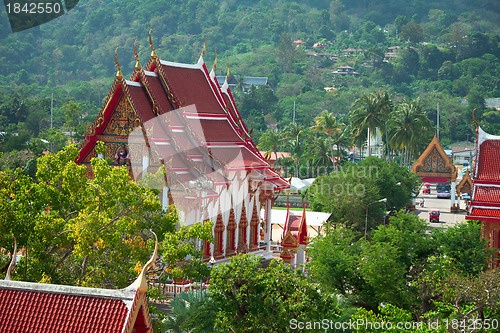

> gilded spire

[
  {"left": 126, "top": 230, "right": 158, "bottom": 293},
  {"left": 149, "top": 26, "right": 157, "bottom": 58},
  {"left": 226, "top": 62, "right": 230, "bottom": 82},
  {"left": 115, "top": 45, "right": 123, "bottom": 78},
  {"left": 134, "top": 38, "right": 141, "bottom": 70},
  {"left": 472, "top": 108, "right": 479, "bottom": 133},
  {"left": 212, "top": 49, "right": 218, "bottom": 72},
  {"left": 201, "top": 36, "right": 206, "bottom": 58},
  {"left": 5, "top": 235, "right": 17, "bottom": 281}
]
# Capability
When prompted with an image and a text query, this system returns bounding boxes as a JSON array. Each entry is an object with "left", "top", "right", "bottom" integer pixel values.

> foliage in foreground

[
  {"left": 0, "top": 145, "right": 213, "bottom": 289},
  {"left": 208, "top": 254, "right": 340, "bottom": 333},
  {"left": 308, "top": 212, "right": 497, "bottom": 324}
]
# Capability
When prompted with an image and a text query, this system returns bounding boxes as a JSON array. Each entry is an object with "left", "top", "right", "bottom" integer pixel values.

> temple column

[
  {"left": 450, "top": 181, "right": 456, "bottom": 212},
  {"left": 264, "top": 198, "right": 272, "bottom": 252},
  {"left": 234, "top": 220, "right": 239, "bottom": 254},
  {"left": 142, "top": 155, "right": 149, "bottom": 176},
  {"left": 222, "top": 225, "right": 227, "bottom": 258},
  {"left": 296, "top": 246, "right": 305, "bottom": 269},
  {"left": 162, "top": 187, "right": 169, "bottom": 211}
]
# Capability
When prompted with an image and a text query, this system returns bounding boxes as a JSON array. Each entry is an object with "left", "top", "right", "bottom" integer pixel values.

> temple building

[
  {"left": 466, "top": 126, "right": 500, "bottom": 267},
  {"left": 411, "top": 134, "right": 458, "bottom": 211},
  {"left": 75, "top": 36, "right": 289, "bottom": 264},
  {"left": 279, "top": 205, "right": 309, "bottom": 271}
]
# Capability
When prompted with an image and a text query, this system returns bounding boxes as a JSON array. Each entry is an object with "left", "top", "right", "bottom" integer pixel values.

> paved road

[{"left": 414, "top": 184, "right": 467, "bottom": 229}]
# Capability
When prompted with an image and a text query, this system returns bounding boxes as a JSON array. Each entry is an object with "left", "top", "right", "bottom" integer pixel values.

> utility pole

[
  {"left": 437, "top": 102, "right": 440, "bottom": 139},
  {"left": 50, "top": 92, "right": 53, "bottom": 129}
]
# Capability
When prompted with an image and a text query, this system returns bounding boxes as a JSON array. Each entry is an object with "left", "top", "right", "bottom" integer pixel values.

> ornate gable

[
  {"left": 411, "top": 134, "right": 457, "bottom": 182},
  {"left": 456, "top": 170, "right": 473, "bottom": 196}
]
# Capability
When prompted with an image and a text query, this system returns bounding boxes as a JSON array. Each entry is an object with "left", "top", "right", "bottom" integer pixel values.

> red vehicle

[
  {"left": 429, "top": 210, "right": 440, "bottom": 222},
  {"left": 422, "top": 183, "right": 431, "bottom": 194}
]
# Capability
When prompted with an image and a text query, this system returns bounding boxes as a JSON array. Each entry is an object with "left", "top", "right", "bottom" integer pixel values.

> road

[{"left": 414, "top": 183, "right": 467, "bottom": 229}]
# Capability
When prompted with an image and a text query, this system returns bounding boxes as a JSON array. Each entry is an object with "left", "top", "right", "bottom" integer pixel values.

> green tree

[
  {"left": 0, "top": 145, "right": 176, "bottom": 287},
  {"left": 400, "top": 21, "right": 424, "bottom": 44},
  {"left": 209, "top": 254, "right": 339, "bottom": 332},
  {"left": 350, "top": 93, "right": 387, "bottom": 157},
  {"left": 310, "top": 110, "right": 344, "bottom": 168},
  {"left": 388, "top": 98, "right": 432, "bottom": 166},
  {"left": 257, "top": 129, "right": 283, "bottom": 168}
]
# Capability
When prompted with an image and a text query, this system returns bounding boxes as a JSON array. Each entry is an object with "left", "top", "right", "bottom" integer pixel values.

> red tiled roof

[
  {"left": 159, "top": 62, "right": 227, "bottom": 115},
  {"left": 476, "top": 140, "right": 500, "bottom": 182},
  {"left": 142, "top": 71, "right": 175, "bottom": 115},
  {"left": 0, "top": 286, "right": 128, "bottom": 333},
  {"left": 470, "top": 207, "right": 500, "bottom": 218},
  {"left": 473, "top": 186, "right": 500, "bottom": 203}
]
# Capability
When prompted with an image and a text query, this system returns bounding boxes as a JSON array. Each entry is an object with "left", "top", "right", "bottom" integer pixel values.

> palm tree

[
  {"left": 350, "top": 93, "right": 386, "bottom": 157},
  {"left": 283, "top": 123, "right": 304, "bottom": 177},
  {"left": 310, "top": 110, "right": 345, "bottom": 169},
  {"left": 373, "top": 91, "right": 393, "bottom": 159},
  {"left": 257, "top": 129, "right": 283, "bottom": 167},
  {"left": 307, "top": 136, "right": 332, "bottom": 175},
  {"left": 389, "top": 98, "right": 431, "bottom": 166}
]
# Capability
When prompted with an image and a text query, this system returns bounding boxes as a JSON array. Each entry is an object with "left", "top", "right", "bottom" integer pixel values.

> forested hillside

[{"left": 1, "top": 0, "right": 500, "bottom": 162}]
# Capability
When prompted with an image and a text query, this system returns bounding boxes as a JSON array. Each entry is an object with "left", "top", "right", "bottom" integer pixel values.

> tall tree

[
  {"left": 257, "top": 129, "right": 283, "bottom": 168},
  {"left": 350, "top": 93, "right": 386, "bottom": 157},
  {"left": 310, "top": 110, "right": 344, "bottom": 169},
  {"left": 283, "top": 123, "right": 304, "bottom": 177},
  {"left": 388, "top": 98, "right": 431, "bottom": 166}
]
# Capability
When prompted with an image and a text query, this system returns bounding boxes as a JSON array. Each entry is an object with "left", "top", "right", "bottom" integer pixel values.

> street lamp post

[{"left": 365, "top": 198, "right": 387, "bottom": 240}]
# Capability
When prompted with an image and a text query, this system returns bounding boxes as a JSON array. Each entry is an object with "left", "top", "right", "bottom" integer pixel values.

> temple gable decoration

[
  {"left": 411, "top": 134, "right": 457, "bottom": 182},
  {"left": 456, "top": 170, "right": 473, "bottom": 196}
]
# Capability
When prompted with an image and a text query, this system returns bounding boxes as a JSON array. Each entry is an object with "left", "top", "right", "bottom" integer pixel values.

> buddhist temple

[
  {"left": 411, "top": 134, "right": 458, "bottom": 211},
  {"left": 280, "top": 205, "right": 309, "bottom": 270},
  {"left": 0, "top": 235, "right": 157, "bottom": 332},
  {"left": 75, "top": 35, "right": 289, "bottom": 264},
  {"left": 466, "top": 126, "right": 500, "bottom": 267}
]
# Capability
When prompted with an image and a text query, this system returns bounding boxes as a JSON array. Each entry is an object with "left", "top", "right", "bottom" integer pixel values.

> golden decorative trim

[
  {"left": 115, "top": 45, "right": 123, "bottom": 78},
  {"left": 473, "top": 108, "right": 479, "bottom": 133},
  {"left": 134, "top": 38, "right": 141, "bottom": 70},
  {"left": 201, "top": 36, "right": 206, "bottom": 58},
  {"left": 149, "top": 26, "right": 157, "bottom": 58},
  {"left": 212, "top": 49, "right": 217, "bottom": 72},
  {"left": 410, "top": 134, "right": 457, "bottom": 182}
]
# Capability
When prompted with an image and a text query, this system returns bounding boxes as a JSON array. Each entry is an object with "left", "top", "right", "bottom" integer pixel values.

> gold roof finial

[
  {"left": 472, "top": 108, "right": 479, "bottom": 133},
  {"left": 226, "top": 62, "right": 230, "bottom": 81},
  {"left": 134, "top": 38, "right": 141, "bottom": 70},
  {"left": 201, "top": 36, "right": 206, "bottom": 58},
  {"left": 212, "top": 49, "right": 217, "bottom": 72},
  {"left": 5, "top": 235, "right": 17, "bottom": 281},
  {"left": 149, "top": 26, "right": 157, "bottom": 58},
  {"left": 126, "top": 230, "right": 158, "bottom": 293},
  {"left": 115, "top": 45, "right": 123, "bottom": 78}
]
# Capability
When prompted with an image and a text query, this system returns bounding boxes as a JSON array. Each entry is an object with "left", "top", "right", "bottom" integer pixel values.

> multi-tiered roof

[
  {"left": 76, "top": 40, "right": 289, "bottom": 204},
  {"left": 466, "top": 126, "right": 500, "bottom": 222}
]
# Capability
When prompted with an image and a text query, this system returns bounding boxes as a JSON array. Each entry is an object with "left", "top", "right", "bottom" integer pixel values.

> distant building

[
  {"left": 332, "top": 65, "right": 360, "bottom": 78},
  {"left": 215, "top": 75, "right": 274, "bottom": 93},
  {"left": 451, "top": 146, "right": 476, "bottom": 165}
]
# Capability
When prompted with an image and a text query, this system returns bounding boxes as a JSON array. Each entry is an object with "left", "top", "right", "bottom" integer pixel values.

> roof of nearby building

[
  {"left": 467, "top": 127, "right": 500, "bottom": 222},
  {"left": 0, "top": 240, "right": 157, "bottom": 333},
  {"left": 0, "top": 281, "right": 131, "bottom": 333},
  {"left": 451, "top": 146, "right": 476, "bottom": 153}
]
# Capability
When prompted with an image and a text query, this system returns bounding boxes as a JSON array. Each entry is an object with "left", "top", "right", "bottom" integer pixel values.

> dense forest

[{"left": 1, "top": 0, "right": 500, "bottom": 162}]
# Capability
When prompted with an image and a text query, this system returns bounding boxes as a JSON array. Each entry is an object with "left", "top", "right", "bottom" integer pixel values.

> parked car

[{"left": 429, "top": 210, "right": 440, "bottom": 222}]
